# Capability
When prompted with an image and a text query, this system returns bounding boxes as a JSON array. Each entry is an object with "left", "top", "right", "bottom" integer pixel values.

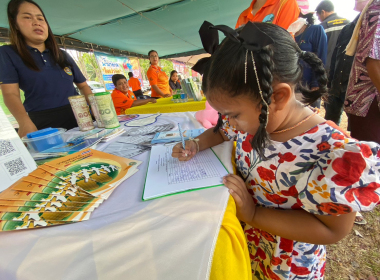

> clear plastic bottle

[
  {"left": 181, "top": 92, "right": 187, "bottom": 103},
  {"left": 176, "top": 89, "right": 182, "bottom": 103}
]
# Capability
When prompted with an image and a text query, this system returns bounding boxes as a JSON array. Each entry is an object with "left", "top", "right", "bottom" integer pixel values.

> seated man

[{"left": 111, "top": 74, "right": 156, "bottom": 115}]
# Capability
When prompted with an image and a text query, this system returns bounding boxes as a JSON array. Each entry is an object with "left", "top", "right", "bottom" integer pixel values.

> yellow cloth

[
  {"left": 126, "top": 97, "right": 206, "bottom": 114},
  {"left": 210, "top": 197, "right": 252, "bottom": 280},
  {"left": 345, "top": 0, "right": 374, "bottom": 56},
  {"left": 210, "top": 141, "right": 252, "bottom": 280}
]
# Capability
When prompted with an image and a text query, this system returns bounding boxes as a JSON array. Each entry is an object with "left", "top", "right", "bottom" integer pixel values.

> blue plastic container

[{"left": 22, "top": 128, "right": 66, "bottom": 153}]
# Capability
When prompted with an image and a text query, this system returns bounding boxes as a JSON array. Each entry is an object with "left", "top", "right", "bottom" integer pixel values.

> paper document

[
  {"left": 143, "top": 145, "right": 229, "bottom": 200},
  {"left": 124, "top": 114, "right": 160, "bottom": 127},
  {"left": 151, "top": 128, "right": 204, "bottom": 144},
  {"left": 116, "top": 134, "right": 154, "bottom": 145},
  {"left": 124, "top": 124, "right": 174, "bottom": 136},
  {"left": 103, "top": 143, "right": 150, "bottom": 159}
]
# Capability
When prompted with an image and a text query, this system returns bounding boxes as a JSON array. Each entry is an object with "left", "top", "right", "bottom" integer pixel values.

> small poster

[{"left": 0, "top": 107, "right": 37, "bottom": 191}]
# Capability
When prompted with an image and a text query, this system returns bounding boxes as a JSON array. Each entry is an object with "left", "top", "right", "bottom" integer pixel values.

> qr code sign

[
  {"left": 0, "top": 140, "right": 16, "bottom": 157},
  {"left": 4, "top": 157, "right": 27, "bottom": 177}
]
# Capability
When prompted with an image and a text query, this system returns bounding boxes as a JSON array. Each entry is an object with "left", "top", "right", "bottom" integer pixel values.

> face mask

[
  {"left": 287, "top": 18, "right": 308, "bottom": 35},
  {"left": 354, "top": 0, "right": 370, "bottom": 12}
]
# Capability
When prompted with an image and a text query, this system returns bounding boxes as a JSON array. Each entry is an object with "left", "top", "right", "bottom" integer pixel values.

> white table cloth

[{"left": 0, "top": 113, "right": 234, "bottom": 280}]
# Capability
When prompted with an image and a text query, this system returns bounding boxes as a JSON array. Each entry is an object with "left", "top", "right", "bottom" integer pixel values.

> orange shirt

[
  {"left": 111, "top": 88, "right": 136, "bottom": 115},
  {"left": 146, "top": 65, "right": 171, "bottom": 98},
  {"left": 128, "top": 77, "right": 141, "bottom": 91},
  {"left": 235, "top": 0, "right": 299, "bottom": 30}
]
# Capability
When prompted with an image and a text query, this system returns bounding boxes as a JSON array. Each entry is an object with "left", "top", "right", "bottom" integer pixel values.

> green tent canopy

[{"left": 0, "top": 0, "right": 249, "bottom": 57}]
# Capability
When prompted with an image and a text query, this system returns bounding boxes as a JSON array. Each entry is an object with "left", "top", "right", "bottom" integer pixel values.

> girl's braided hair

[{"left": 202, "top": 22, "right": 327, "bottom": 159}]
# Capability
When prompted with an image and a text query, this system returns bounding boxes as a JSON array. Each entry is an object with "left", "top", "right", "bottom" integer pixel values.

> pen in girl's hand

[{"left": 178, "top": 123, "right": 187, "bottom": 157}]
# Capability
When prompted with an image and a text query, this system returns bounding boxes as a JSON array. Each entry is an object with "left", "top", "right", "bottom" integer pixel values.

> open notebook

[{"left": 143, "top": 145, "right": 229, "bottom": 200}]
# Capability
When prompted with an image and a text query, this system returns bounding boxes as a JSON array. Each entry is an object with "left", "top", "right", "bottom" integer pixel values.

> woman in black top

[
  {"left": 0, "top": 0, "right": 92, "bottom": 137},
  {"left": 169, "top": 70, "right": 182, "bottom": 91}
]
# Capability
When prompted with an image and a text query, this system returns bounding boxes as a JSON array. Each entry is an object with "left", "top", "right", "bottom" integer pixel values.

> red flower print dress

[{"left": 221, "top": 116, "right": 380, "bottom": 280}]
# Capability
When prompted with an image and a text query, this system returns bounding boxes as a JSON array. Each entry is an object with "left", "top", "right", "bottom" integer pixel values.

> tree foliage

[
  {"left": 68, "top": 50, "right": 103, "bottom": 83},
  {"left": 139, "top": 59, "right": 150, "bottom": 80},
  {"left": 138, "top": 58, "right": 174, "bottom": 79}
]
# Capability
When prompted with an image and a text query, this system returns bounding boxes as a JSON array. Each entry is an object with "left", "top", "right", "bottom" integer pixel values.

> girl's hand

[
  {"left": 223, "top": 174, "right": 256, "bottom": 224},
  {"left": 149, "top": 98, "right": 157, "bottom": 103},
  {"left": 171, "top": 140, "right": 198, "bottom": 161}
]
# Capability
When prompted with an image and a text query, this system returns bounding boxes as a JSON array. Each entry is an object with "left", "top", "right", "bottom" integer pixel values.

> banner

[
  {"left": 172, "top": 60, "right": 187, "bottom": 76},
  {"left": 191, "top": 70, "right": 199, "bottom": 78},
  {"left": 94, "top": 52, "right": 143, "bottom": 91}
]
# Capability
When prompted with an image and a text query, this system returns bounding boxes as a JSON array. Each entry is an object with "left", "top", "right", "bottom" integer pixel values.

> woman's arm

[
  {"left": 131, "top": 98, "right": 156, "bottom": 107},
  {"left": 224, "top": 174, "right": 356, "bottom": 245},
  {"left": 75, "top": 81, "right": 92, "bottom": 103},
  {"left": 1, "top": 83, "right": 37, "bottom": 137},
  {"left": 151, "top": 85, "right": 171, "bottom": 98},
  {"left": 366, "top": 57, "right": 380, "bottom": 92}
]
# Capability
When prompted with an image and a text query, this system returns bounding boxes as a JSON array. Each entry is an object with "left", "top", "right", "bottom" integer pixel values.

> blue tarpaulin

[{"left": 0, "top": 0, "right": 250, "bottom": 57}]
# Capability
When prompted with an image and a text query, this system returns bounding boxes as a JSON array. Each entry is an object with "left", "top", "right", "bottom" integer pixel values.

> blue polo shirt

[{"left": 0, "top": 45, "right": 85, "bottom": 112}]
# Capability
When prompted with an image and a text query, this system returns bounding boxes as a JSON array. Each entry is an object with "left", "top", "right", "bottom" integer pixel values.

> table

[
  {"left": 126, "top": 97, "right": 206, "bottom": 114},
  {"left": 0, "top": 113, "right": 251, "bottom": 280}
]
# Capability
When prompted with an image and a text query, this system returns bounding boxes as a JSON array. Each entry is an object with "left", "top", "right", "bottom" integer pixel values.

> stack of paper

[
  {"left": 117, "top": 114, "right": 138, "bottom": 122},
  {"left": 33, "top": 128, "right": 126, "bottom": 161},
  {"left": 65, "top": 128, "right": 125, "bottom": 144},
  {"left": 124, "top": 124, "right": 174, "bottom": 137},
  {"left": 0, "top": 149, "right": 141, "bottom": 231},
  {"left": 151, "top": 128, "right": 204, "bottom": 144},
  {"left": 103, "top": 143, "right": 150, "bottom": 159},
  {"left": 99, "top": 128, "right": 125, "bottom": 142}
]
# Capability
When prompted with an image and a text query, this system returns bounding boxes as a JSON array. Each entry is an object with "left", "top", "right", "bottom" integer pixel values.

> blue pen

[{"left": 178, "top": 123, "right": 187, "bottom": 157}]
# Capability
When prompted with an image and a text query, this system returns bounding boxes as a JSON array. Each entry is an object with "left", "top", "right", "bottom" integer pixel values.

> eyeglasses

[{"left": 150, "top": 55, "right": 158, "bottom": 58}]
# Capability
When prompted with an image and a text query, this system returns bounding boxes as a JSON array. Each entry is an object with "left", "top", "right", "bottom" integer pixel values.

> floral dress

[{"left": 221, "top": 116, "right": 380, "bottom": 280}]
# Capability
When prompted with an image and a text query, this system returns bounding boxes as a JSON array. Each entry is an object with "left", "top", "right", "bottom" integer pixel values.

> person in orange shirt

[
  {"left": 127, "top": 72, "right": 143, "bottom": 99},
  {"left": 236, "top": 0, "right": 299, "bottom": 30},
  {"left": 146, "top": 50, "right": 172, "bottom": 98},
  {"left": 111, "top": 74, "right": 156, "bottom": 115}
]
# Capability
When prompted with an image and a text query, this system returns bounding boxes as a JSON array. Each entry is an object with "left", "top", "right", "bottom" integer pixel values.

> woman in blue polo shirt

[{"left": 0, "top": 0, "right": 92, "bottom": 137}]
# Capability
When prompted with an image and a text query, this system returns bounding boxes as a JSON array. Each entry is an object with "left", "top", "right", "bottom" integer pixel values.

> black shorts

[
  {"left": 28, "top": 104, "right": 78, "bottom": 130},
  {"left": 133, "top": 89, "right": 143, "bottom": 97}
]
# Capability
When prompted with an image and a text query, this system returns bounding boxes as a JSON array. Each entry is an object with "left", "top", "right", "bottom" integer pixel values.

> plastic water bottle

[
  {"left": 176, "top": 89, "right": 181, "bottom": 103},
  {"left": 180, "top": 93, "right": 187, "bottom": 103},
  {"left": 172, "top": 90, "right": 178, "bottom": 103}
]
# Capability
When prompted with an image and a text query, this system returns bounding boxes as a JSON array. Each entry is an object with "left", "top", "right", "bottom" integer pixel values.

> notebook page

[{"left": 143, "top": 145, "right": 229, "bottom": 200}]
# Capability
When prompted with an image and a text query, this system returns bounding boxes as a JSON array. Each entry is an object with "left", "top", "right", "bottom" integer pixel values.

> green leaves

[{"left": 289, "top": 162, "right": 316, "bottom": 175}]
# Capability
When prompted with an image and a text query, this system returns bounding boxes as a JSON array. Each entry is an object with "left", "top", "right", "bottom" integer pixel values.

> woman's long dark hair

[
  {"left": 300, "top": 12, "right": 315, "bottom": 25},
  {"left": 7, "top": 0, "right": 68, "bottom": 71},
  {"left": 170, "top": 70, "right": 178, "bottom": 80},
  {"left": 203, "top": 22, "right": 327, "bottom": 159}
]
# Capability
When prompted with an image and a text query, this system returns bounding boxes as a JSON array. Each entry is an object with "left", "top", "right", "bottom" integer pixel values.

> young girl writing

[{"left": 172, "top": 21, "right": 380, "bottom": 279}]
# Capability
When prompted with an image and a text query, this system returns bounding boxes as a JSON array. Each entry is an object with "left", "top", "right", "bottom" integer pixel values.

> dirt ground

[{"left": 318, "top": 106, "right": 380, "bottom": 280}]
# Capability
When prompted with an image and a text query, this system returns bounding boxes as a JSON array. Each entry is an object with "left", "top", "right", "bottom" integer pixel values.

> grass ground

[
  {"left": 0, "top": 90, "right": 25, "bottom": 115},
  {"left": 0, "top": 91, "right": 11, "bottom": 115}
]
